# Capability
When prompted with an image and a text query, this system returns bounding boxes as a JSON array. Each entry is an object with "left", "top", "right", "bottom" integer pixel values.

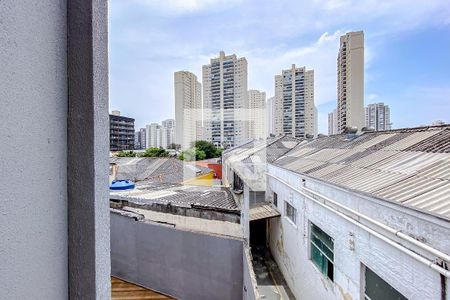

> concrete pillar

[{"left": 68, "top": 0, "right": 110, "bottom": 299}]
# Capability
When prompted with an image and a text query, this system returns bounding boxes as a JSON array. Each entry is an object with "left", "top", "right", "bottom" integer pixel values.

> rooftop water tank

[{"left": 110, "top": 179, "right": 135, "bottom": 190}]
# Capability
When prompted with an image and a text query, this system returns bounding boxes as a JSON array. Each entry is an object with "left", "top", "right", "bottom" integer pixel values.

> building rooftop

[
  {"left": 273, "top": 125, "right": 450, "bottom": 220},
  {"left": 111, "top": 181, "right": 239, "bottom": 215},
  {"left": 110, "top": 157, "right": 212, "bottom": 184},
  {"left": 223, "top": 136, "right": 302, "bottom": 191}
]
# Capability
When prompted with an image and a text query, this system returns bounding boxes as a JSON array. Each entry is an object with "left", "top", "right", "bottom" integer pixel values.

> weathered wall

[
  {"left": 267, "top": 164, "right": 450, "bottom": 300},
  {"left": 111, "top": 212, "right": 244, "bottom": 300},
  {"left": 243, "top": 246, "right": 260, "bottom": 300},
  {"left": 0, "top": 1, "right": 68, "bottom": 298}
]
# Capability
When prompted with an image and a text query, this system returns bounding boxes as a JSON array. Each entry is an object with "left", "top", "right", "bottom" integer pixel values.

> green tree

[
  {"left": 178, "top": 147, "right": 206, "bottom": 161},
  {"left": 192, "top": 140, "right": 220, "bottom": 159},
  {"left": 140, "top": 147, "right": 169, "bottom": 157},
  {"left": 116, "top": 150, "right": 137, "bottom": 157}
]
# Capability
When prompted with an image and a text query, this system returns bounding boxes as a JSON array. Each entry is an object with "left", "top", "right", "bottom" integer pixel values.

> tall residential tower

[
  {"left": 273, "top": 64, "right": 315, "bottom": 138},
  {"left": 337, "top": 31, "right": 365, "bottom": 133},
  {"left": 365, "top": 103, "right": 391, "bottom": 131},
  {"left": 174, "top": 71, "right": 202, "bottom": 149},
  {"left": 248, "top": 90, "right": 267, "bottom": 140},
  {"left": 202, "top": 51, "right": 248, "bottom": 148}
]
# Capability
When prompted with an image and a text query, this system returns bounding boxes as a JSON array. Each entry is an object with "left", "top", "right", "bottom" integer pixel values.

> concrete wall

[
  {"left": 0, "top": 1, "right": 68, "bottom": 298},
  {"left": 111, "top": 212, "right": 244, "bottom": 300},
  {"left": 243, "top": 246, "right": 260, "bottom": 300},
  {"left": 267, "top": 164, "right": 450, "bottom": 300},
  {"left": 0, "top": 1, "right": 110, "bottom": 299}
]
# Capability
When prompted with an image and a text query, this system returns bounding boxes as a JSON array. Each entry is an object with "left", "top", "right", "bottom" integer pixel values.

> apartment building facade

[
  {"left": 161, "top": 118, "right": 175, "bottom": 148},
  {"left": 328, "top": 108, "right": 338, "bottom": 135},
  {"left": 146, "top": 123, "right": 161, "bottom": 148},
  {"left": 203, "top": 51, "right": 248, "bottom": 148},
  {"left": 109, "top": 112, "right": 135, "bottom": 151},
  {"left": 248, "top": 90, "right": 267, "bottom": 140},
  {"left": 174, "top": 71, "right": 202, "bottom": 149},
  {"left": 337, "top": 31, "right": 365, "bottom": 133},
  {"left": 365, "top": 102, "right": 391, "bottom": 131},
  {"left": 273, "top": 64, "right": 315, "bottom": 138}
]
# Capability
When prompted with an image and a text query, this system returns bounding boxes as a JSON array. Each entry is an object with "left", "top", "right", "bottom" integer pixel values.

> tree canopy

[
  {"left": 191, "top": 140, "right": 223, "bottom": 159},
  {"left": 116, "top": 150, "right": 137, "bottom": 157},
  {"left": 141, "top": 147, "right": 169, "bottom": 157}
]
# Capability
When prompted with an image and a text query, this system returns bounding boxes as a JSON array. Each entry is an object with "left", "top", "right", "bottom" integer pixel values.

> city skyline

[{"left": 109, "top": 0, "right": 450, "bottom": 134}]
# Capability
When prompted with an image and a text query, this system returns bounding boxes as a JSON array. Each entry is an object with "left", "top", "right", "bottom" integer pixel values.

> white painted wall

[{"left": 267, "top": 164, "right": 450, "bottom": 300}]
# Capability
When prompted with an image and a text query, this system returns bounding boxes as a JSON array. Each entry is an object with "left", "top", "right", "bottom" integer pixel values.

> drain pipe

[
  {"left": 266, "top": 173, "right": 450, "bottom": 278},
  {"left": 302, "top": 187, "right": 450, "bottom": 264}
]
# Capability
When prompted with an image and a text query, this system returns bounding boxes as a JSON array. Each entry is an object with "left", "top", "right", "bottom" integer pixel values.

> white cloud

[{"left": 109, "top": 0, "right": 450, "bottom": 129}]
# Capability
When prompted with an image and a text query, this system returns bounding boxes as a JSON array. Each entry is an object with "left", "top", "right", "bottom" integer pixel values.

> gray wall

[
  {"left": 0, "top": 1, "right": 110, "bottom": 299},
  {"left": 0, "top": 1, "right": 68, "bottom": 299},
  {"left": 111, "top": 212, "right": 244, "bottom": 300},
  {"left": 243, "top": 247, "right": 259, "bottom": 300}
]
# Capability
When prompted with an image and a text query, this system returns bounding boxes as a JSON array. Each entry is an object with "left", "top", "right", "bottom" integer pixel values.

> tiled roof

[
  {"left": 110, "top": 182, "right": 239, "bottom": 212},
  {"left": 273, "top": 125, "right": 450, "bottom": 220},
  {"left": 110, "top": 157, "right": 211, "bottom": 184}
]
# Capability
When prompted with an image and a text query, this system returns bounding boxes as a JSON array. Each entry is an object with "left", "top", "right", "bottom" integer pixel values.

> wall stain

[{"left": 337, "top": 284, "right": 352, "bottom": 300}]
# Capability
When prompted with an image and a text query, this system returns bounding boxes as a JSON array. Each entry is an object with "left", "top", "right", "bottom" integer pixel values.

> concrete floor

[{"left": 251, "top": 246, "right": 296, "bottom": 300}]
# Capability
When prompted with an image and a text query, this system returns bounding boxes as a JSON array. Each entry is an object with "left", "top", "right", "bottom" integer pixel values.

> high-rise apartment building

[
  {"left": 139, "top": 128, "right": 146, "bottom": 149},
  {"left": 267, "top": 96, "right": 274, "bottom": 135},
  {"left": 328, "top": 109, "right": 338, "bottom": 135},
  {"left": 248, "top": 90, "right": 267, "bottom": 140},
  {"left": 365, "top": 103, "right": 391, "bottom": 131},
  {"left": 161, "top": 118, "right": 175, "bottom": 148},
  {"left": 134, "top": 128, "right": 146, "bottom": 150},
  {"left": 337, "top": 31, "right": 365, "bottom": 133},
  {"left": 174, "top": 71, "right": 202, "bottom": 149},
  {"left": 146, "top": 123, "right": 161, "bottom": 148},
  {"left": 109, "top": 111, "right": 135, "bottom": 151},
  {"left": 203, "top": 51, "right": 248, "bottom": 148},
  {"left": 273, "top": 64, "right": 315, "bottom": 138}
]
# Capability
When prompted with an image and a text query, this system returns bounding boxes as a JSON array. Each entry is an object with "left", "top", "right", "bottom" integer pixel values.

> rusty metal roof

[{"left": 273, "top": 125, "right": 450, "bottom": 220}]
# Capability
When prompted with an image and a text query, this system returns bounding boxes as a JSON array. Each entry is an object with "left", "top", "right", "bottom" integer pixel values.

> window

[
  {"left": 364, "top": 266, "right": 407, "bottom": 300},
  {"left": 285, "top": 201, "right": 296, "bottom": 224},
  {"left": 273, "top": 192, "right": 278, "bottom": 207},
  {"left": 310, "top": 223, "right": 334, "bottom": 281}
]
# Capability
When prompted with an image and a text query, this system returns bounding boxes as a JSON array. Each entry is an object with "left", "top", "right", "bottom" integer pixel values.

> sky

[{"left": 109, "top": 0, "right": 450, "bottom": 133}]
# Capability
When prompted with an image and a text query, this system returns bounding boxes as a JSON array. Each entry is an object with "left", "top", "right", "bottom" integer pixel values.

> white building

[
  {"left": 174, "top": 71, "right": 202, "bottom": 149},
  {"left": 273, "top": 64, "right": 315, "bottom": 138},
  {"left": 328, "top": 108, "right": 338, "bottom": 135},
  {"left": 365, "top": 102, "right": 391, "bottom": 131},
  {"left": 337, "top": 31, "right": 365, "bottom": 133},
  {"left": 161, "top": 118, "right": 175, "bottom": 148},
  {"left": 248, "top": 90, "right": 267, "bottom": 140},
  {"left": 146, "top": 123, "right": 160, "bottom": 148},
  {"left": 266, "top": 125, "right": 450, "bottom": 300},
  {"left": 266, "top": 96, "right": 274, "bottom": 136},
  {"left": 202, "top": 51, "right": 248, "bottom": 148}
]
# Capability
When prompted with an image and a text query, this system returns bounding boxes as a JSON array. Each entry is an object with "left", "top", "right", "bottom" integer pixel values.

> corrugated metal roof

[
  {"left": 110, "top": 182, "right": 239, "bottom": 212},
  {"left": 249, "top": 203, "right": 281, "bottom": 221},
  {"left": 273, "top": 125, "right": 450, "bottom": 220}
]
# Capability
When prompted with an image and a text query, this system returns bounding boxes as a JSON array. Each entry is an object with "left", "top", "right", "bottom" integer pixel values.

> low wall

[
  {"left": 243, "top": 246, "right": 260, "bottom": 300},
  {"left": 111, "top": 212, "right": 244, "bottom": 300}
]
